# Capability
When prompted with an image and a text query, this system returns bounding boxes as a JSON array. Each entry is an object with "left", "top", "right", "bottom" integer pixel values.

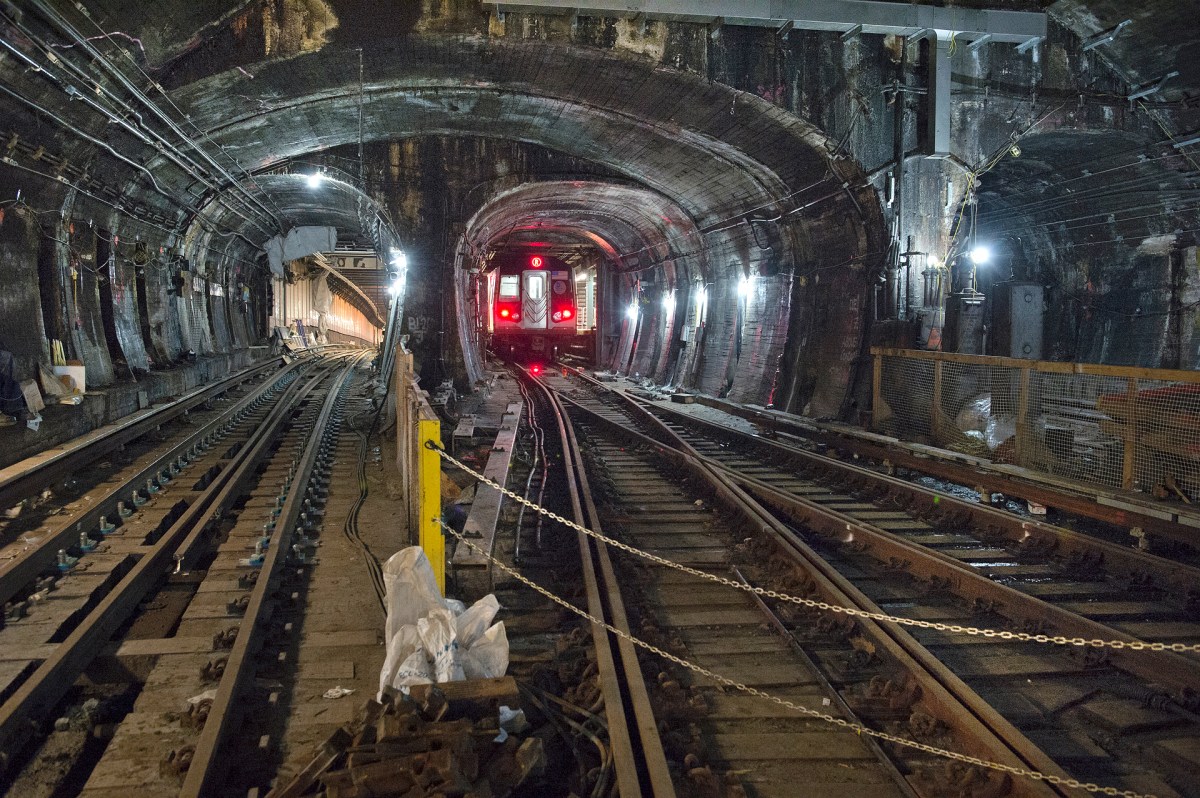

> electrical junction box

[{"left": 989, "top": 282, "right": 1044, "bottom": 359}]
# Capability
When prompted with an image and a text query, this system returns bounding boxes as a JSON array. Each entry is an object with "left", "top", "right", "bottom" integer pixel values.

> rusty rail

[{"left": 518, "top": 367, "right": 676, "bottom": 798}]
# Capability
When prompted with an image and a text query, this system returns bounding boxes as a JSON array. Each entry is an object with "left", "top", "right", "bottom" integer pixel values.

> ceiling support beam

[
  {"left": 494, "top": 0, "right": 1046, "bottom": 43},
  {"left": 928, "top": 33, "right": 953, "bottom": 158}
]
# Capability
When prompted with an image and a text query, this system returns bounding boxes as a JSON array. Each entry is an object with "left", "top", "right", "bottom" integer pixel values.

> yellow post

[{"left": 418, "top": 416, "right": 445, "bottom": 594}]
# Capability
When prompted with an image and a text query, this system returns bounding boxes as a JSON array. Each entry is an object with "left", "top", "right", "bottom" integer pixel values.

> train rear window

[{"left": 499, "top": 275, "right": 520, "bottom": 299}]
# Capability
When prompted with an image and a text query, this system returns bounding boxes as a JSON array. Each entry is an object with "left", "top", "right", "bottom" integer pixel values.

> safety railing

[
  {"left": 394, "top": 346, "right": 445, "bottom": 592},
  {"left": 871, "top": 347, "right": 1200, "bottom": 500}
]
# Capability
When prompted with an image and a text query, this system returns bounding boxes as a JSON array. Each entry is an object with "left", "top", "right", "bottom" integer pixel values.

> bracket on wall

[
  {"left": 776, "top": 19, "right": 793, "bottom": 40},
  {"left": 1128, "top": 71, "right": 1179, "bottom": 104},
  {"left": 967, "top": 33, "right": 992, "bottom": 52},
  {"left": 1082, "top": 19, "right": 1132, "bottom": 51},
  {"left": 1016, "top": 37, "right": 1041, "bottom": 55},
  {"left": 840, "top": 24, "right": 862, "bottom": 42}
]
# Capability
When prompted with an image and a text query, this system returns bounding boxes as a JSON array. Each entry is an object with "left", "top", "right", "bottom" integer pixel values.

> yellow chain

[
  {"left": 433, "top": 446, "right": 1200, "bottom": 655},
  {"left": 440, "top": 521, "right": 1154, "bottom": 798}
]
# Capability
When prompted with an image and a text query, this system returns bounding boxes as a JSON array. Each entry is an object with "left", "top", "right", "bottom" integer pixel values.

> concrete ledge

[{"left": 0, "top": 348, "right": 270, "bottom": 472}]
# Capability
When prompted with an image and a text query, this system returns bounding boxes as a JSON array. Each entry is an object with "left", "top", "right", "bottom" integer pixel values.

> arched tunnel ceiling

[
  {"left": 463, "top": 181, "right": 706, "bottom": 275},
  {"left": 168, "top": 36, "right": 872, "bottom": 240}
]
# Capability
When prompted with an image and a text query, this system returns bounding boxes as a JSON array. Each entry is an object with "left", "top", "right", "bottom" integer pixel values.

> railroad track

[
  {"left": 449, "top": 370, "right": 675, "bottom": 797},
  {"left": 536, "top": 370, "right": 1200, "bottom": 798},
  {"left": 438, "top": 369, "right": 1101, "bottom": 798},
  {"left": 0, "top": 350, "right": 366, "bottom": 797}
]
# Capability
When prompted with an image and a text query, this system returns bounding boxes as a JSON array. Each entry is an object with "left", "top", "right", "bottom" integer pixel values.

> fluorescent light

[
  {"left": 305, "top": 172, "right": 323, "bottom": 188},
  {"left": 738, "top": 274, "right": 753, "bottom": 299},
  {"left": 626, "top": 301, "right": 639, "bottom": 321}
]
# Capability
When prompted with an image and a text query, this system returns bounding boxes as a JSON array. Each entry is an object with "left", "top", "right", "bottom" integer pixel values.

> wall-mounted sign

[{"left": 335, "top": 255, "right": 382, "bottom": 271}]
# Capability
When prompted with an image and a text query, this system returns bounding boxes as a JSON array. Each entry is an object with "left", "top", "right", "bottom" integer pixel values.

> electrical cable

[
  {"left": 0, "top": 8, "right": 281, "bottom": 236},
  {"left": 24, "top": 0, "right": 287, "bottom": 232}
]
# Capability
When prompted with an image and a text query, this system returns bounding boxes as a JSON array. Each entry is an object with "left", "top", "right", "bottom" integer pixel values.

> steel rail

[
  {"left": 520, "top": 369, "right": 676, "bottom": 798},
  {"left": 646, "top": 400, "right": 1200, "bottom": 600},
  {"left": 699, "top": 398, "right": 1200, "bottom": 546},
  {"left": 551, "top": 383, "right": 1070, "bottom": 797},
  {"left": 632, "top": 401, "right": 1200, "bottom": 694},
  {"left": 0, "top": 356, "right": 346, "bottom": 770},
  {"left": 181, "top": 353, "right": 364, "bottom": 797},
  {"left": 0, "top": 356, "right": 282, "bottom": 511},
  {"left": 0, "top": 358, "right": 297, "bottom": 611}
]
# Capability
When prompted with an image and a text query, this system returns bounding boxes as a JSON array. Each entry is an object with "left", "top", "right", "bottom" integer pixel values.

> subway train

[{"left": 488, "top": 251, "right": 582, "bottom": 362}]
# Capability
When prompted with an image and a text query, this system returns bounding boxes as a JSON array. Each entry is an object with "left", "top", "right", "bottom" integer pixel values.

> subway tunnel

[{"left": 2, "top": 1, "right": 1200, "bottom": 796}]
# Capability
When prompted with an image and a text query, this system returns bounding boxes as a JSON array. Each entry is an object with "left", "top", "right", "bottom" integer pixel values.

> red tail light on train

[{"left": 496, "top": 304, "right": 520, "bottom": 322}]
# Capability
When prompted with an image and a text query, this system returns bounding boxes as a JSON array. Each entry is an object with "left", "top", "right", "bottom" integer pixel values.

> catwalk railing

[{"left": 871, "top": 347, "right": 1200, "bottom": 500}]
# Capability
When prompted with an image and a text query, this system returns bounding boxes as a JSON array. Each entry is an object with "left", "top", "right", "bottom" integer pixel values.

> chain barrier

[
  {"left": 439, "top": 520, "right": 1154, "bottom": 798},
  {"left": 430, "top": 444, "right": 1200, "bottom": 656}
]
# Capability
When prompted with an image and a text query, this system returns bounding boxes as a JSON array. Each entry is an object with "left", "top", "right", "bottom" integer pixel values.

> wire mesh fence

[{"left": 872, "top": 348, "right": 1200, "bottom": 501}]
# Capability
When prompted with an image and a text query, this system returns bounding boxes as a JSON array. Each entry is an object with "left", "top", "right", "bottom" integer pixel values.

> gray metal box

[
  {"left": 989, "top": 282, "right": 1043, "bottom": 359},
  {"left": 943, "top": 293, "right": 986, "bottom": 354}
]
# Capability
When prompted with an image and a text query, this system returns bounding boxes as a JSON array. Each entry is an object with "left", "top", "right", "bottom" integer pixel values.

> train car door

[{"left": 522, "top": 270, "right": 548, "bottom": 330}]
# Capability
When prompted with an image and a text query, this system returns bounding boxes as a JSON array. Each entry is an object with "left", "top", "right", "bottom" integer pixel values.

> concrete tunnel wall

[{"left": 1, "top": 0, "right": 1198, "bottom": 458}]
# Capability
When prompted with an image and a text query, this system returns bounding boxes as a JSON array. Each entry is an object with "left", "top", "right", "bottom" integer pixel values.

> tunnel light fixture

[
  {"left": 926, "top": 254, "right": 943, "bottom": 270},
  {"left": 626, "top": 301, "right": 639, "bottom": 321},
  {"left": 694, "top": 285, "right": 708, "bottom": 326},
  {"left": 969, "top": 246, "right": 992, "bottom": 265},
  {"left": 738, "top": 273, "right": 754, "bottom": 299},
  {"left": 305, "top": 171, "right": 324, "bottom": 189},
  {"left": 387, "top": 274, "right": 406, "bottom": 297},
  {"left": 390, "top": 249, "right": 408, "bottom": 271},
  {"left": 662, "top": 290, "right": 675, "bottom": 314}
]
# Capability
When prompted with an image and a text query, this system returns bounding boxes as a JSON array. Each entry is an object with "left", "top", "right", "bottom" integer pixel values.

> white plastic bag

[
  {"left": 462, "top": 622, "right": 509, "bottom": 680},
  {"left": 378, "top": 546, "right": 509, "bottom": 693},
  {"left": 456, "top": 594, "right": 500, "bottom": 648},
  {"left": 382, "top": 547, "right": 444, "bottom": 643},
  {"left": 378, "top": 625, "right": 423, "bottom": 700},
  {"left": 419, "top": 608, "right": 465, "bottom": 684},
  {"left": 392, "top": 648, "right": 434, "bottom": 689}
]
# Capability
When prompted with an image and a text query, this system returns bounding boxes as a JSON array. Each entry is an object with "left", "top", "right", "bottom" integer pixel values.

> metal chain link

[
  {"left": 440, "top": 520, "right": 1154, "bottom": 798},
  {"left": 432, "top": 445, "right": 1200, "bottom": 655}
]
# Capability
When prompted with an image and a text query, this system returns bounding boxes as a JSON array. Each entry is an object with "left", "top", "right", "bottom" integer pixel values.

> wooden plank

[
  {"left": 1122, "top": 377, "right": 1137, "bottom": 490},
  {"left": 871, "top": 346, "right": 1200, "bottom": 384},
  {"left": 453, "top": 402, "right": 523, "bottom": 568}
]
